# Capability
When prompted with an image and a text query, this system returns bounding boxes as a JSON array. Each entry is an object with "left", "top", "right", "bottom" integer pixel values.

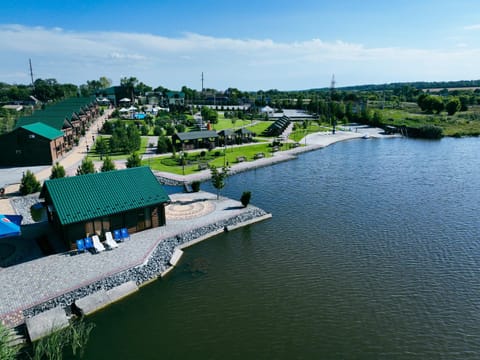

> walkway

[{"left": 0, "top": 192, "right": 259, "bottom": 327}]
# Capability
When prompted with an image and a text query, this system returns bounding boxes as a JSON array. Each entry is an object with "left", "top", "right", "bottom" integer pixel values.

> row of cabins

[
  {"left": 40, "top": 167, "right": 170, "bottom": 249},
  {"left": 0, "top": 97, "right": 99, "bottom": 166},
  {"left": 172, "top": 128, "right": 255, "bottom": 151}
]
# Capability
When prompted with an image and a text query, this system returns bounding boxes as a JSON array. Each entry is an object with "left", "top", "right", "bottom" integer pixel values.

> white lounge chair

[
  {"left": 104, "top": 231, "right": 119, "bottom": 249},
  {"left": 92, "top": 235, "right": 105, "bottom": 252}
]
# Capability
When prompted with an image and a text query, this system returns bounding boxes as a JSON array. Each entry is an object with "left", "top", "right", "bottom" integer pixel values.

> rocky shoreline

[{"left": 23, "top": 207, "right": 267, "bottom": 319}]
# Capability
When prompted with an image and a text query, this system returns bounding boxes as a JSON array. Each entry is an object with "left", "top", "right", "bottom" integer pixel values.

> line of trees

[{"left": 417, "top": 94, "right": 466, "bottom": 115}]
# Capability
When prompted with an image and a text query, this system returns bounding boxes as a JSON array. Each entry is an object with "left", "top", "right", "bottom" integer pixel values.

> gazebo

[{"left": 172, "top": 131, "right": 219, "bottom": 151}]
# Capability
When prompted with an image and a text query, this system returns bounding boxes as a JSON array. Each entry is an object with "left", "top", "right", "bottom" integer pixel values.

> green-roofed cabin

[
  {"left": 39, "top": 167, "right": 171, "bottom": 249},
  {"left": 0, "top": 122, "right": 65, "bottom": 166},
  {"left": 172, "top": 130, "right": 218, "bottom": 151}
]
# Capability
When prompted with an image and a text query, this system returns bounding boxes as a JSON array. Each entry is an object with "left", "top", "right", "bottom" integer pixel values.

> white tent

[
  {"left": 119, "top": 107, "right": 129, "bottom": 113},
  {"left": 261, "top": 106, "right": 274, "bottom": 113},
  {"left": 119, "top": 98, "right": 131, "bottom": 102},
  {"left": 127, "top": 106, "right": 138, "bottom": 112}
]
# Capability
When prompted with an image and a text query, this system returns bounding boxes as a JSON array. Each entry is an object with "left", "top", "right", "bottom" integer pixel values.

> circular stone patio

[{"left": 165, "top": 198, "right": 216, "bottom": 220}]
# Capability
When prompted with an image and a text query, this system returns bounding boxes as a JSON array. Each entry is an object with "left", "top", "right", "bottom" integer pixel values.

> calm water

[{"left": 78, "top": 137, "right": 480, "bottom": 359}]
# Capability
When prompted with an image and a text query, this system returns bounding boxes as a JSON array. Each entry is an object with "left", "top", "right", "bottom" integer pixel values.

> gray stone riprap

[
  {"left": 0, "top": 192, "right": 268, "bottom": 327},
  {"left": 10, "top": 193, "right": 43, "bottom": 224}
]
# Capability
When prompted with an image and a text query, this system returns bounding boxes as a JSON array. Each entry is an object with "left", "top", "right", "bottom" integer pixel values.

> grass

[
  {"left": 289, "top": 123, "right": 329, "bottom": 142},
  {"left": 210, "top": 117, "right": 252, "bottom": 131},
  {"left": 378, "top": 107, "right": 480, "bottom": 136},
  {"left": 245, "top": 121, "right": 273, "bottom": 135},
  {"left": 143, "top": 143, "right": 276, "bottom": 175},
  {"left": 88, "top": 137, "right": 149, "bottom": 160}
]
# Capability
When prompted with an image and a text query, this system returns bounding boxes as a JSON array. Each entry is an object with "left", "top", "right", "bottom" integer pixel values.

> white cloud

[
  {"left": 464, "top": 24, "right": 480, "bottom": 30},
  {"left": 0, "top": 24, "right": 479, "bottom": 90}
]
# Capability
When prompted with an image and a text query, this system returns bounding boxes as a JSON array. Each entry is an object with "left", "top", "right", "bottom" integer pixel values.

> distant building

[
  {"left": 172, "top": 130, "right": 218, "bottom": 151},
  {"left": 40, "top": 167, "right": 171, "bottom": 249},
  {"left": 0, "top": 122, "right": 65, "bottom": 166},
  {"left": 167, "top": 91, "right": 185, "bottom": 106}
]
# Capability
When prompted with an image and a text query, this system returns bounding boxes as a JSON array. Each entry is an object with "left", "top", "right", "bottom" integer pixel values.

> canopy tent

[
  {"left": 119, "top": 107, "right": 129, "bottom": 113},
  {"left": 127, "top": 106, "right": 138, "bottom": 112},
  {"left": 119, "top": 98, "right": 131, "bottom": 102},
  {"left": 0, "top": 215, "right": 22, "bottom": 238}
]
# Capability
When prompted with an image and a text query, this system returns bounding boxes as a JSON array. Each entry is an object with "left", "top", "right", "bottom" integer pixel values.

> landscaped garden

[{"left": 142, "top": 142, "right": 279, "bottom": 175}]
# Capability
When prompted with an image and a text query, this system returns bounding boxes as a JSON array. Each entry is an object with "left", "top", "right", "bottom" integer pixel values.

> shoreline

[
  {"left": 0, "top": 192, "right": 271, "bottom": 329},
  {"left": 153, "top": 127, "right": 399, "bottom": 185}
]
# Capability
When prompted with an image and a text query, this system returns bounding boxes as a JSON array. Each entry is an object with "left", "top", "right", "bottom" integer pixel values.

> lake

[{"left": 77, "top": 137, "right": 480, "bottom": 359}]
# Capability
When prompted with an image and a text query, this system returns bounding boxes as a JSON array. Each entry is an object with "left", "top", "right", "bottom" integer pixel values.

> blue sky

[{"left": 1, "top": 0, "right": 479, "bottom": 90}]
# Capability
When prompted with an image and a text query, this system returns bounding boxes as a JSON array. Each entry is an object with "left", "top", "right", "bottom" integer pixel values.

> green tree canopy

[
  {"left": 20, "top": 170, "right": 41, "bottom": 195},
  {"left": 101, "top": 156, "right": 116, "bottom": 172},
  {"left": 126, "top": 152, "right": 142, "bottom": 168},
  {"left": 50, "top": 162, "right": 66, "bottom": 179},
  {"left": 209, "top": 164, "right": 230, "bottom": 199},
  {"left": 445, "top": 97, "right": 461, "bottom": 116},
  {"left": 76, "top": 158, "right": 96, "bottom": 175}
]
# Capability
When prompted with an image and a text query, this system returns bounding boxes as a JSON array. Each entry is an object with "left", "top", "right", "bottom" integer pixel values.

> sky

[{"left": 1, "top": 0, "right": 480, "bottom": 91}]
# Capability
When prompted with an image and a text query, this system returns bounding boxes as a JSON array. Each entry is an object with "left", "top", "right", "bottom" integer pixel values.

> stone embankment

[{"left": 22, "top": 207, "right": 267, "bottom": 319}]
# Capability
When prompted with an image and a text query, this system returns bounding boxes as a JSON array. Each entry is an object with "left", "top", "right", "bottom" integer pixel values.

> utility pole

[
  {"left": 29, "top": 58, "right": 35, "bottom": 89},
  {"left": 330, "top": 74, "right": 336, "bottom": 134},
  {"left": 201, "top": 72, "right": 204, "bottom": 93}
]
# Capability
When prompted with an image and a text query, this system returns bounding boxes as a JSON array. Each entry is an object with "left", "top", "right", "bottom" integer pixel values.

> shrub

[
  {"left": 417, "top": 124, "right": 443, "bottom": 139},
  {"left": 20, "top": 170, "right": 41, "bottom": 195},
  {"left": 191, "top": 181, "right": 201, "bottom": 192},
  {"left": 50, "top": 162, "right": 66, "bottom": 179},
  {"left": 240, "top": 191, "right": 251, "bottom": 207}
]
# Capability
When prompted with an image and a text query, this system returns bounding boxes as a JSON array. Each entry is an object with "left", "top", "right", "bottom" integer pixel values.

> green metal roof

[
  {"left": 40, "top": 167, "right": 170, "bottom": 225},
  {"left": 15, "top": 97, "right": 95, "bottom": 130},
  {"left": 174, "top": 130, "right": 218, "bottom": 141},
  {"left": 21, "top": 122, "right": 64, "bottom": 140}
]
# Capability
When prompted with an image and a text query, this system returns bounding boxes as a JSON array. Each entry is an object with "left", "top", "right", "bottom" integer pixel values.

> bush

[
  {"left": 20, "top": 170, "right": 41, "bottom": 195},
  {"left": 416, "top": 124, "right": 443, "bottom": 139},
  {"left": 50, "top": 162, "right": 66, "bottom": 179},
  {"left": 240, "top": 191, "right": 251, "bottom": 207},
  {"left": 191, "top": 181, "right": 201, "bottom": 192}
]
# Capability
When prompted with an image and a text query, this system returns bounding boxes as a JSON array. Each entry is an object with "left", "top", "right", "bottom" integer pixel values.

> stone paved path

[{"left": 0, "top": 192, "right": 255, "bottom": 327}]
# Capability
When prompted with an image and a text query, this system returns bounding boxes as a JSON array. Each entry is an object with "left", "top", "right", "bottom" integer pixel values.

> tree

[
  {"left": 50, "top": 162, "right": 66, "bottom": 179},
  {"left": 240, "top": 191, "right": 251, "bottom": 207},
  {"left": 126, "top": 152, "right": 142, "bottom": 168},
  {"left": 445, "top": 97, "right": 461, "bottom": 116},
  {"left": 20, "top": 170, "right": 41, "bottom": 195},
  {"left": 94, "top": 137, "right": 109, "bottom": 159},
  {"left": 76, "top": 158, "right": 96, "bottom": 175},
  {"left": 120, "top": 76, "right": 139, "bottom": 101},
  {"left": 156, "top": 135, "right": 171, "bottom": 154},
  {"left": 429, "top": 96, "right": 444, "bottom": 114},
  {"left": 209, "top": 164, "right": 230, "bottom": 199},
  {"left": 101, "top": 156, "right": 116, "bottom": 172}
]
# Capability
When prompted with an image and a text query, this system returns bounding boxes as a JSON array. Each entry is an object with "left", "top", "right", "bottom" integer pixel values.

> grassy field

[
  {"left": 143, "top": 143, "right": 276, "bottom": 175},
  {"left": 379, "top": 107, "right": 480, "bottom": 136}
]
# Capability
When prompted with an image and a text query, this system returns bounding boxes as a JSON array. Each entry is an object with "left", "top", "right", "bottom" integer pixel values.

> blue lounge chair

[
  {"left": 121, "top": 228, "right": 130, "bottom": 241},
  {"left": 113, "top": 229, "right": 122, "bottom": 242},
  {"left": 84, "top": 237, "right": 94, "bottom": 251},
  {"left": 76, "top": 239, "right": 85, "bottom": 254}
]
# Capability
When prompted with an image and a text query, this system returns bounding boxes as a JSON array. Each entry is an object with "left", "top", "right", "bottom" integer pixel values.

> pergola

[{"left": 172, "top": 131, "right": 219, "bottom": 151}]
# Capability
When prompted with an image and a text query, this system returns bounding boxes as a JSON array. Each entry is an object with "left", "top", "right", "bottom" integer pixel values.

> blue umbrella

[{"left": 0, "top": 214, "right": 22, "bottom": 238}]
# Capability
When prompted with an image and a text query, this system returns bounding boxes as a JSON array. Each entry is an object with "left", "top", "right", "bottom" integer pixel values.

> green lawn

[
  {"left": 143, "top": 143, "right": 277, "bottom": 175},
  {"left": 289, "top": 123, "right": 329, "bottom": 142},
  {"left": 89, "top": 137, "right": 149, "bottom": 160},
  {"left": 245, "top": 121, "right": 273, "bottom": 136},
  {"left": 210, "top": 117, "right": 251, "bottom": 131}
]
